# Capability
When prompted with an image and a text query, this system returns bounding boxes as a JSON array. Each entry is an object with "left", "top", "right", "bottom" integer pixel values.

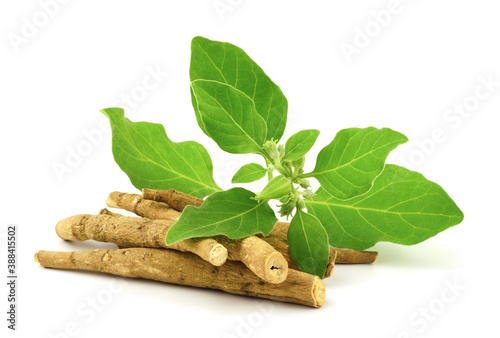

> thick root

[
  {"left": 55, "top": 214, "right": 227, "bottom": 266},
  {"left": 142, "top": 188, "right": 203, "bottom": 211},
  {"left": 215, "top": 236, "right": 288, "bottom": 284},
  {"left": 332, "top": 248, "right": 378, "bottom": 264},
  {"left": 35, "top": 248, "right": 324, "bottom": 308},
  {"left": 106, "top": 191, "right": 181, "bottom": 221}
]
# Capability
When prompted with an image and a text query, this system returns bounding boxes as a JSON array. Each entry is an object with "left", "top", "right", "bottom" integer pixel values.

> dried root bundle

[{"left": 37, "top": 188, "right": 382, "bottom": 308}]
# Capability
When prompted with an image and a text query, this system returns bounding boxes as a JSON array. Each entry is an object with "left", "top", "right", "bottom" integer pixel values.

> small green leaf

[
  {"left": 101, "top": 108, "right": 220, "bottom": 198},
  {"left": 165, "top": 188, "right": 277, "bottom": 244},
  {"left": 232, "top": 163, "right": 268, "bottom": 183},
  {"left": 288, "top": 209, "right": 330, "bottom": 278},
  {"left": 304, "top": 127, "right": 408, "bottom": 199},
  {"left": 306, "top": 164, "right": 464, "bottom": 250},
  {"left": 190, "top": 36, "right": 288, "bottom": 142},
  {"left": 190, "top": 80, "right": 267, "bottom": 154},
  {"left": 255, "top": 175, "right": 292, "bottom": 201},
  {"left": 283, "top": 129, "right": 320, "bottom": 161}
]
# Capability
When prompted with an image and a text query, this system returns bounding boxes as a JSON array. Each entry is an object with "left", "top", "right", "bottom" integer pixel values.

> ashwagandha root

[
  {"left": 331, "top": 248, "right": 378, "bottom": 264},
  {"left": 104, "top": 192, "right": 228, "bottom": 265},
  {"left": 214, "top": 236, "right": 288, "bottom": 283},
  {"left": 107, "top": 191, "right": 289, "bottom": 284},
  {"left": 261, "top": 237, "right": 337, "bottom": 278},
  {"left": 142, "top": 188, "right": 203, "bottom": 211},
  {"left": 106, "top": 191, "right": 182, "bottom": 221},
  {"left": 34, "top": 248, "right": 324, "bottom": 308},
  {"left": 269, "top": 222, "right": 378, "bottom": 264},
  {"left": 55, "top": 213, "right": 227, "bottom": 266}
]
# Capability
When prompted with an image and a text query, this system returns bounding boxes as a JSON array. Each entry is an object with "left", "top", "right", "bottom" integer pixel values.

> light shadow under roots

[{"left": 372, "top": 241, "right": 465, "bottom": 270}]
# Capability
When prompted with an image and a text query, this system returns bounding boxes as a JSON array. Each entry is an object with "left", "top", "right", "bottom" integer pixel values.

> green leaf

[
  {"left": 283, "top": 129, "right": 320, "bottom": 161},
  {"left": 288, "top": 209, "right": 330, "bottom": 278},
  {"left": 165, "top": 188, "right": 277, "bottom": 244},
  {"left": 304, "top": 127, "right": 408, "bottom": 199},
  {"left": 190, "top": 36, "right": 288, "bottom": 142},
  {"left": 232, "top": 163, "right": 268, "bottom": 183},
  {"left": 305, "top": 164, "right": 464, "bottom": 250},
  {"left": 101, "top": 107, "right": 221, "bottom": 198},
  {"left": 254, "top": 175, "right": 292, "bottom": 201},
  {"left": 190, "top": 80, "right": 267, "bottom": 154}
]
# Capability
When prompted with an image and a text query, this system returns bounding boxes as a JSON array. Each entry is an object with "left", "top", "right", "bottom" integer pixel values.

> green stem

[
  {"left": 299, "top": 172, "right": 313, "bottom": 178},
  {"left": 266, "top": 160, "right": 273, "bottom": 181},
  {"left": 261, "top": 149, "right": 289, "bottom": 179}
]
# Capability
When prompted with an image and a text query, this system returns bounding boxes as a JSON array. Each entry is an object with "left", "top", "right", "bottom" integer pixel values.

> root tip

[
  {"left": 265, "top": 252, "right": 288, "bottom": 284},
  {"left": 210, "top": 244, "right": 228, "bottom": 266},
  {"left": 55, "top": 218, "right": 79, "bottom": 241},
  {"left": 313, "top": 278, "right": 326, "bottom": 308},
  {"left": 105, "top": 197, "right": 119, "bottom": 209}
]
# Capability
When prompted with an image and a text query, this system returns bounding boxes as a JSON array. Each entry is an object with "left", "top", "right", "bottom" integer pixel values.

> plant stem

[{"left": 265, "top": 158, "right": 273, "bottom": 181}]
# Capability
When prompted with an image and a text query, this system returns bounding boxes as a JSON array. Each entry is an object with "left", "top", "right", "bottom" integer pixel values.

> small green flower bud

[
  {"left": 278, "top": 199, "right": 296, "bottom": 217},
  {"left": 254, "top": 175, "right": 292, "bottom": 201},
  {"left": 291, "top": 156, "right": 305, "bottom": 169},
  {"left": 296, "top": 177, "right": 311, "bottom": 189},
  {"left": 263, "top": 140, "right": 280, "bottom": 162},
  {"left": 296, "top": 198, "right": 305, "bottom": 210},
  {"left": 279, "top": 193, "right": 293, "bottom": 204},
  {"left": 301, "top": 189, "right": 314, "bottom": 200}
]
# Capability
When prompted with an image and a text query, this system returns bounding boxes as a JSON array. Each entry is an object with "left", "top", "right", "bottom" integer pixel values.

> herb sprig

[{"left": 102, "top": 36, "right": 463, "bottom": 278}]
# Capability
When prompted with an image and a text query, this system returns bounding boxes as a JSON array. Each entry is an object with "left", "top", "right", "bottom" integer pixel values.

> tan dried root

[
  {"left": 106, "top": 191, "right": 182, "bottom": 221},
  {"left": 142, "top": 188, "right": 203, "bottom": 211},
  {"left": 35, "top": 248, "right": 324, "bottom": 308},
  {"left": 107, "top": 191, "right": 288, "bottom": 284},
  {"left": 55, "top": 213, "right": 227, "bottom": 266},
  {"left": 104, "top": 192, "right": 227, "bottom": 266},
  {"left": 268, "top": 222, "right": 378, "bottom": 264},
  {"left": 332, "top": 248, "right": 378, "bottom": 264},
  {"left": 215, "top": 236, "right": 288, "bottom": 283}
]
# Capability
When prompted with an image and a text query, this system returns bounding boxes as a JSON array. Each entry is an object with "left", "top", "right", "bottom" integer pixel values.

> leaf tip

[
  {"left": 100, "top": 107, "right": 125, "bottom": 120},
  {"left": 381, "top": 127, "right": 409, "bottom": 144}
]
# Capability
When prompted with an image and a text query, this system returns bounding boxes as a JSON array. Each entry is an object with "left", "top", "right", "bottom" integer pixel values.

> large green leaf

[
  {"left": 190, "top": 80, "right": 267, "bottom": 154},
  {"left": 101, "top": 107, "right": 220, "bottom": 198},
  {"left": 305, "top": 164, "right": 464, "bottom": 250},
  {"left": 190, "top": 36, "right": 288, "bottom": 142},
  {"left": 165, "top": 188, "right": 277, "bottom": 244},
  {"left": 288, "top": 209, "right": 330, "bottom": 278},
  {"left": 304, "top": 127, "right": 408, "bottom": 199}
]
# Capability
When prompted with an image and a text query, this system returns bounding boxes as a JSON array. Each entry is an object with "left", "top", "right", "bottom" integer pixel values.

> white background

[{"left": 1, "top": 1, "right": 499, "bottom": 337}]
